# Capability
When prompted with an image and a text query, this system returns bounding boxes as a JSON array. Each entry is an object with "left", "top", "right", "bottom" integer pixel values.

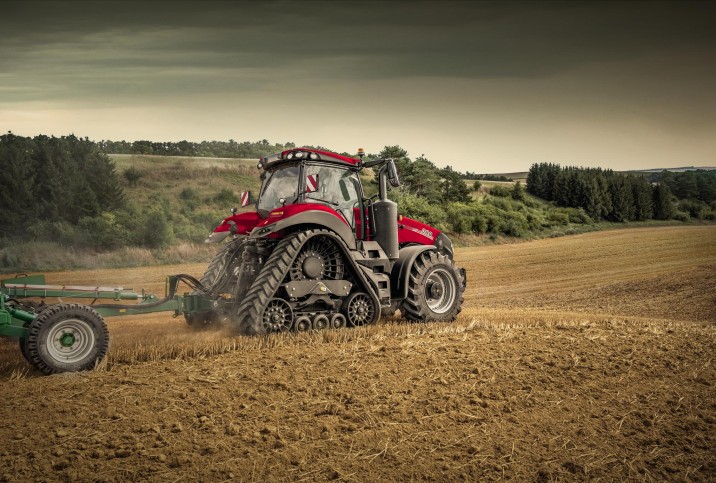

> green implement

[{"left": 1, "top": 273, "right": 213, "bottom": 374}]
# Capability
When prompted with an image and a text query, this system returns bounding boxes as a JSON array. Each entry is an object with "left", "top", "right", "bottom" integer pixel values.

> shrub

[
  {"left": 391, "top": 189, "right": 447, "bottom": 230},
  {"left": 212, "top": 188, "right": 239, "bottom": 206},
  {"left": 673, "top": 211, "right": 690, "bottom": 222},
  {"left": 546, "top": 210, "right": 570, "bottom": 226},
  {"left": 511, "top": 181, "right": 526, "bottom": 202},
  {"left": 142, "top": 210, "right": 174, "bottom": 248},
  {"left": 180, "top": 187, "right": 199, "bottom": 200},
  {"left": 489, "top": 185, "right": 511, "bottom": 197},
  {"left": 677, "top": 199, "right": 709, "bottom": 219},
  {"left": 78, "top": 212, "right": 125, "bottom": 249},
  {"left": 563, "top": 207, "right": 593, "bottom": 224},
  {"left": 123, "top": 166, "right": 144, "bottom": 186},
  {"left": 26, "top": 220, "right": 82, "bottom": 246}
]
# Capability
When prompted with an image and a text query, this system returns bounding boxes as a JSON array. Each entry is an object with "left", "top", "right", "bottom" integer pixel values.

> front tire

[
  {"left": 402, "top": 251, "right": 464, "bottom": 322},
  {"left": 25, "top": 303, "right": 109, "bottom": 374}
]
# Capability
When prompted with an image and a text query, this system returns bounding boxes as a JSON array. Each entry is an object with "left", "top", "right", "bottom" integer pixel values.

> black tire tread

[
  {"left": 26, "top": 303, "right": 109, "bottom": 375},
  {"left": 234, "top": 231, "right": 312, "bottom": 335},
  {"left": 402, "top": 251, "right": 465, "bottom": 322},
  {"left": 197, "top": 238, "right": 246, "bottom": 293}
]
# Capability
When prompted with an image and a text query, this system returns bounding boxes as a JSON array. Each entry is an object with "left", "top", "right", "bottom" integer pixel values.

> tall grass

[{"left": 0, "top": 241, "right": 218, "bottom": 273}]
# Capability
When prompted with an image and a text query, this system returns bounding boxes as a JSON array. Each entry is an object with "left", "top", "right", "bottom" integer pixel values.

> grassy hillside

[{"left": 1, "top": 154, "right": 711, "bottom": 273}]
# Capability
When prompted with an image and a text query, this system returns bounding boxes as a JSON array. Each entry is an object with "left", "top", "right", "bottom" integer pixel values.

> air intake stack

[{"left": 371, "top": 159, "right": 401, "bottom": 260}]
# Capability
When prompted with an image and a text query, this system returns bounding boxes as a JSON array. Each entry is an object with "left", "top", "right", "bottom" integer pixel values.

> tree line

[
  {"left": 649, "top": 170, "right": 716, "bottom": 204},
  {"left": 2, "top": 133, "right": 713, "bottom": 264},
  {"left": 98, "top": 139, "right": 296, "bottom": 159},
  {"left": 526, "top": 163, "right": 677, "bottom": 221},
  {"left": 0, "top": 133, "right": 124, "bottom": 234}
]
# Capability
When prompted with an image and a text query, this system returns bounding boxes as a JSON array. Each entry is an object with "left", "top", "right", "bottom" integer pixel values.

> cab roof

[{"left": 260, "top": 148, "right": 360, "bottom": 169}]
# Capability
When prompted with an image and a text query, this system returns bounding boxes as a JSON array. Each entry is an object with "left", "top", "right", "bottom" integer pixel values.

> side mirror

[
  {"left": 387, "top": 159, "right": 401, "bottom": 188},
  {"left": 240, "top": 191, "right": 251, "bottom": 207}
]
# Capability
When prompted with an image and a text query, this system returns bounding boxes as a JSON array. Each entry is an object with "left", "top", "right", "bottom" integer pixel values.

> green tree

[
  {"left": 632, "top": 177, "right": 654, "bottom": 221},
  {"left": 609, "top": 176, "right": 634, "bottom": 222},
  {"left": 439, "top": 165, "right": 471, "bottom": 203},
  {"left": 652, "top": 183, "right": 674, "bottom": 220},
  {"left": 510, "top": 181, "right": 526, "bottom": 202}
]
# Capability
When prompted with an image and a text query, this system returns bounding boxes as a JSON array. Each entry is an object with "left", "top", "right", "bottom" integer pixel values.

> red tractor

[{"left": 190, "top": 148, "right": 466, "bottom": 335}]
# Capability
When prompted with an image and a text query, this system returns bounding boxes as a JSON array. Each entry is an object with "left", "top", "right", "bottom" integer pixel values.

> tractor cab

[{"left": 256, "top": 154, "right": 364, "bottom": 236}]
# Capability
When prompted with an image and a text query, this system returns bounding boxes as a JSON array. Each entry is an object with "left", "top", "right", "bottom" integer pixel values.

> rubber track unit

[
  {"left": 233, "top": 229, "right": 378, "bottom": 335},
  {"left": 402, "top": 251, "right": 465, "bottom": 323}
]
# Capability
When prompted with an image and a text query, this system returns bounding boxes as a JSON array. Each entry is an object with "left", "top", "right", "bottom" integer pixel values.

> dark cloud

[
  {"left": 2, "top": 1, "right": 715, "bottom": 83},
  {"left": 1, "top": 1, "right": 714, "bottom": 170}
]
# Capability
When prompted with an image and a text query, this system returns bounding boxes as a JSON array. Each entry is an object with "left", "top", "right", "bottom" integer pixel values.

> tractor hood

[{"left": 397, "top": 216, "right": 440, "bottom": 245}]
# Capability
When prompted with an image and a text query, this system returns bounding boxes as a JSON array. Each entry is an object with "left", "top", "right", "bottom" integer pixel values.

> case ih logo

[
  {"left": 404, "top": 225, "right": 435, "bottom": 240},
  {"left": 306, "top": 174, "right": 319, "bottom": 193}
]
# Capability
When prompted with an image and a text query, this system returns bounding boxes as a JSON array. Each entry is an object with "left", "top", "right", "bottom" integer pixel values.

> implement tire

[{"left": 26, "top": 303, "right": 109, "bottom": 375}]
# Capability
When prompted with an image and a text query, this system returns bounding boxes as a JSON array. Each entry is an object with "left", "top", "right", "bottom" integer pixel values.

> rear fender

[
  {"left": 249, "top": 208, "right": 356, "bottom": 250},
  {"left": 390, "top": 245, "right": 437, "bottom": 299}
]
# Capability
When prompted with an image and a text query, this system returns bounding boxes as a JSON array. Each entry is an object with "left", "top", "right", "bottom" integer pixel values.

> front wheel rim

[
  {"left": 425, "top": 268, "right": 457, "bottom": 314},
  {"left": 46, "top": 318, "right": 96, "bottom": 363}
]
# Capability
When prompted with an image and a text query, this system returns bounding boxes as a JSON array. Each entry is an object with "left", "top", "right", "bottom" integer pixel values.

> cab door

[{"left": 303, "top": 165, "right": 364, "bottom": 239}]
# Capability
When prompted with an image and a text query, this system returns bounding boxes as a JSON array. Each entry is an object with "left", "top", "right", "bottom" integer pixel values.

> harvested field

[{"left": 1, "top": 225, "right": 714, "bottom": 481}]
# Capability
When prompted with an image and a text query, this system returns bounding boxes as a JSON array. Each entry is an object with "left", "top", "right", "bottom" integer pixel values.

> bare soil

[{"left": 1, "top": 226, "right": 714, "bottom": 481}]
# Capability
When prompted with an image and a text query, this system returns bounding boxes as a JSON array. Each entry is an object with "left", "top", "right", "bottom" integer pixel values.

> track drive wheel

[
  {"left": 25, "top": 303, "right": 110, "bottom": 374},
  {"left": 342, "top": 292, "right": 379, "bottom": 327},
  {"left": 402, "top": 251, "right": 464, "bottom": 323}
]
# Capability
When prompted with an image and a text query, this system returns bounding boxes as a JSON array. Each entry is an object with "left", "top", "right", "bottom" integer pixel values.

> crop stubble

[{"left": 0, "top": 225, "right": 714, "bottom": 481}]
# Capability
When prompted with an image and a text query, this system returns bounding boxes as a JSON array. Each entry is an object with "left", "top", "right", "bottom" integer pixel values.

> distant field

[{"left": 1, "top": 225, "right": 714, "bottom": 481}]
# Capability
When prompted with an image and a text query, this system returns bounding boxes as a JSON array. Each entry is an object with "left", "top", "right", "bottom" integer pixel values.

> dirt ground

[{"left": 1, "top": 225, "right": 714, "bottom": 481}]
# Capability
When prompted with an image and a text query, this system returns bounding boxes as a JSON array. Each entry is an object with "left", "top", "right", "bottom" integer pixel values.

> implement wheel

[{"left": 26, "top": 303, "right": 109, "bottom": 375}]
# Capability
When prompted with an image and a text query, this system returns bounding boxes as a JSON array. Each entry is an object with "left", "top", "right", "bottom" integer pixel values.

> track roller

[
  {"left": 294, "top": 316, "right": 312, "bottom": 332},
  {"left": 330, "top": 313, "right": 346, "bottom": 329},
  {"left": 312, "top": 314, "right": 329, "bottom": 330}
]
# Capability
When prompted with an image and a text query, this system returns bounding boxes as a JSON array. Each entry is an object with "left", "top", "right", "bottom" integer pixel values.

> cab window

[{"left": 304, "top": 165, "right": 362, "bottom": 230}]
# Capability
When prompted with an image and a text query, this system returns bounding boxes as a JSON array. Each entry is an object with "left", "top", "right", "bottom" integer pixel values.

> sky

[{"left": 1, "top": 1, "right": 715, "bottom": 173}]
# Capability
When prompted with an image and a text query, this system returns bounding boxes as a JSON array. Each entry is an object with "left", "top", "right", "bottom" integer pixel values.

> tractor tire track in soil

[{"left": 1, "top": 225, "right": 714, "bottom": 481}]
